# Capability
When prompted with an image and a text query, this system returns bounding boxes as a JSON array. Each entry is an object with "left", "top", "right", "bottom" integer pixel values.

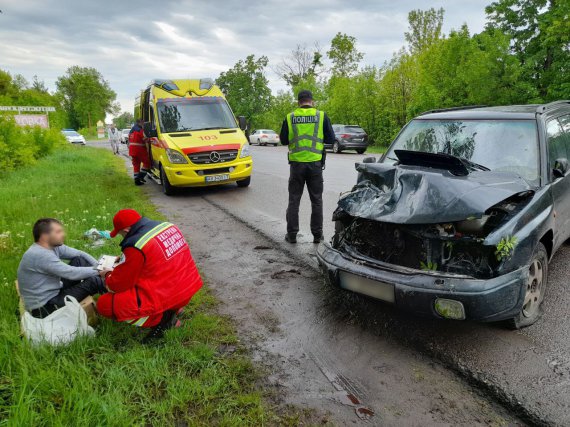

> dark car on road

[
  {"left": 329, "top": 125, "right": 369, "bottom": 154},
  {"left": 318, "top": 101, "right": 570, "bottom": 329}
]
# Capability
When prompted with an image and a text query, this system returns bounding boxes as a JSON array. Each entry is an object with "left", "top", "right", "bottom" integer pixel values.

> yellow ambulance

[{"left": 134, "top": 79, "right": 252, "bottom": 195}]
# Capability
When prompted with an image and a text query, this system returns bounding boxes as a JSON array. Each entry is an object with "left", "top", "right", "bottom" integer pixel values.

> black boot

[
  {"left": 142, "top": 310, "right": 179, "bottom": 344},
  {"left": 285, "top": 233, "right": 297, "bottom": 244},
  {"left": 312, "top": 233, "right": 324, "bottom": 244}
]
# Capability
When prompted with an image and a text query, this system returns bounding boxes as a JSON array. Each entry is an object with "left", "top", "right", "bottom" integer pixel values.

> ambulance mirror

[{"left": 238, "top": 116, "right": 247, "bottom": 131}]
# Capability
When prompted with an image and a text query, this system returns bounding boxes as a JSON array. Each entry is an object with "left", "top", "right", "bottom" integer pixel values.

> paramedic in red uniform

[
  {"left": 129, "top": 119, "right": 151, "bottom": 186},
  {"left": 97, "top": 209, "right": 203, "bottom": 343}
]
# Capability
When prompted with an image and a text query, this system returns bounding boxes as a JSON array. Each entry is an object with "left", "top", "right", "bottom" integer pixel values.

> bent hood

[{"left": 336, "top": 162, "right": 534, "bottom": 224}]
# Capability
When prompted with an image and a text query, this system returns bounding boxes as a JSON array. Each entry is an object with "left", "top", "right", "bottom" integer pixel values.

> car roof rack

[
  {"left": 419, "top": 105, "right": 487, "bottom": 116},
  {"left": 536, "top": 100, "right": 570, "bottom": 113}
]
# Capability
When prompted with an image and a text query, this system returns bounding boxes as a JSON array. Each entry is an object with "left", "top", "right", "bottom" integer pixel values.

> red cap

[{"left": 110, "top": 209, "right": 142, "bottom": 238}]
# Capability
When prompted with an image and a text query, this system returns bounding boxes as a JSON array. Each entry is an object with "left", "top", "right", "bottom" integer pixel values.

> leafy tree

[
  {"left": 327, "top": 33, "right": 364, "bottom": 77},
  {"left": 274, "top": 43, "right": 324, "bottom": 87},
  {"left": 56, "top": 66, "right": 118, "bottom": 129},
  {"left": 32, "top": 75, "right": 49, "bottom": 93},
  {"left": 216, "top": 55, "right": 272, "bottom": 127},
  {"left": 256, "top": 91, "right": 296, "bottom": 131},
  {"left": 405, "top": 8, "right": 445, "bottom": 53},
  {"left": 114, "top": 111, "right": 134, "bottom": 129},
  {"left": 485, "top": 0, "right": 570, "bottom": 100}
]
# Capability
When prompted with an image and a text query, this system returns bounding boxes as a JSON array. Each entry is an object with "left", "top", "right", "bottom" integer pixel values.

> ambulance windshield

[{"left": 157, "top": 97, "right": 237, "bottom": 133}]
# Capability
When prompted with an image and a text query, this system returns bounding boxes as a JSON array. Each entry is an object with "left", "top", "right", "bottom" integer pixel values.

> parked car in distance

[
  {"left": 318, "top": 101, "right": 570, "bottom": 329},
  {"left": 61, "top": 130, "right": 86, "bottom": 145},
  {"left": 249, "top": 129, "right": 280, "bottom": 146},
  {"left": 121, "top": 128, "right": 130, "bottom": 144},
  {"left": 329, "top": 125, "right": 368, "bottom": 154}
]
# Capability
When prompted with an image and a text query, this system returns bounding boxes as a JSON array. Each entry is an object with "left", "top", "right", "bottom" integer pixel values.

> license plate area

[
  {"left": 338, "top": 271, "right": 395, "bottom": 303},
  {"left": 205, "top": 174, "right": 230, "bottom": 183}
]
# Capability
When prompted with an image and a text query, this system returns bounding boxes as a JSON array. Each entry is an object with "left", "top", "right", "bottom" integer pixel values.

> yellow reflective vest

[{"left": 286, "top": 107, "right": 325, "bottom": 162}]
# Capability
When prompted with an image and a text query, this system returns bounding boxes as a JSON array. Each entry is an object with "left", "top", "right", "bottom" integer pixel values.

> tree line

[
  {"left": 217, "top": 0, "right": 570, "bottom": 146},
  {"left": 0, "top": 66, "right": 120, "bottom": 131}
]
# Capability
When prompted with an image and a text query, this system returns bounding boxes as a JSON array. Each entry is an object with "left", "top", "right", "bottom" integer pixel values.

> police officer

[{"left": 280, "top": 90, "right": 335, "bottom": 244}]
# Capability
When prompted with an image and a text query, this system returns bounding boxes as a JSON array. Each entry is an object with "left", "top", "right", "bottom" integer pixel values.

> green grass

[
  {"left": 0, "top": 147, "right": 291, "bottom": 426},
  {"left": 365, "top": 145, "right": 387, "bottom": 154}
]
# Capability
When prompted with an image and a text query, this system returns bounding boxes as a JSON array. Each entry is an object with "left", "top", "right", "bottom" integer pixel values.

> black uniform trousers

[{"left": 286, "top": 161, "right": 323, "bottom": 236}]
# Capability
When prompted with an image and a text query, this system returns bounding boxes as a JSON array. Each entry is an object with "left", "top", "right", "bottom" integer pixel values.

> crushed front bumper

[{"left": 316, "top": 243, "right": 528, "bottom": 322}]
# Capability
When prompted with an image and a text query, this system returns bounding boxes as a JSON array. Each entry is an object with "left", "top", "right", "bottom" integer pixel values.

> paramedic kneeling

[{"left": 97, "top": 209, "right": 203, "bottom": 343}]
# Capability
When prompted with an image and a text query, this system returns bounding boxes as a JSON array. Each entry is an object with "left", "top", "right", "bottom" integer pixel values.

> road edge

[{"left": 203, "top": 195, "right": 549, "bottom": 427}]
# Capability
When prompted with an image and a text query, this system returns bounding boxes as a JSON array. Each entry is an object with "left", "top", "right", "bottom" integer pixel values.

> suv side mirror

[
  {"left": 362, "top": 156, "right": 377, "bottom": 163},
  {"left": 238, "top": 116, "right": 247, "bottom": 131},
  {"left": 143, "top": 122, "right": 158, "bottom": 138},
  {"left": 553, "top": 158, "right": 569, "bottom": 178}
]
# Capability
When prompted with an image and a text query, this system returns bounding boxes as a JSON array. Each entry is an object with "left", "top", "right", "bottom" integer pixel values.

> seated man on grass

[
  {"left": 97, "top": 209, "right": 203, "bottom": 343},
  {"left": 17, "top": 218, "right": 108, "bottom": 319}
]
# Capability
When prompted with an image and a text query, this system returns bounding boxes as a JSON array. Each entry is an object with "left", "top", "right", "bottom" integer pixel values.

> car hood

[{"left": 336, "top": 162, "right": 534, "bottom": 224}]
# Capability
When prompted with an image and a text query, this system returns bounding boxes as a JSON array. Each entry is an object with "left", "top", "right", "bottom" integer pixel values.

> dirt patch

[{"left": 142, "top": 185, "right": 523, "bottom": 426}]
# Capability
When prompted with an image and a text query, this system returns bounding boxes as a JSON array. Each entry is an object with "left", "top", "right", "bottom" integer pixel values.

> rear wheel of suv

[
  {"left": 333, "top": 141, "right": 342, "bottom": 153},
  {"left": 356, "top": 149, "right": 366, "bottom": 154},
  {"left": 505, "top": 242, "right": 548, "bottom": 329}
]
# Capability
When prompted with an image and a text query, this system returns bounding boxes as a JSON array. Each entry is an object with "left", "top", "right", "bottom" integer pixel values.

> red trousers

[
  {"left": 130, "top": 146, "right": 150, "bottom": 174},
  {"left": 97, "top": 292, "right": 190, "bottom": 328}
]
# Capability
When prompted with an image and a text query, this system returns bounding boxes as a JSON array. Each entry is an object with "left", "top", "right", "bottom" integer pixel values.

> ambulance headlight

[
  {"left": 166, "top": 149, "right": 188, "bottom": 164},
  {"left": 240, "top": 143, "right": 251, "bottom": 158}
]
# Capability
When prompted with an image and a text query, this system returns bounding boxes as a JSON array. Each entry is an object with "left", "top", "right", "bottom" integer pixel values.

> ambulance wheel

[
  {"left": 237, "top": 177, "right": 251, "bottom": 188},
  {"left": 160, "top": 166, "right": 176, "bottom": 196}
]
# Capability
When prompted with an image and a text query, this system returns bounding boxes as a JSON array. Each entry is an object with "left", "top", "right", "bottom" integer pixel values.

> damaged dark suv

[{"left": 317, "top": 101, "right": 570, "bottom": 328}]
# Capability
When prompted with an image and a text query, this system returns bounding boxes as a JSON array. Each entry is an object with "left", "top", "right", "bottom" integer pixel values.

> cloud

[{"left": 0, "top": 0, "right": 490, "bottom": 117}]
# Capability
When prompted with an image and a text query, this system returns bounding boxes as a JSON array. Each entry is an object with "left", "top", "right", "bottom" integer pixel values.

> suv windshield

[
  {"left": 384, "top": 119, "right": 539, "bottom": 183},
  {"left": 157, "top": 97, "right": 237, "bottom": 133}
]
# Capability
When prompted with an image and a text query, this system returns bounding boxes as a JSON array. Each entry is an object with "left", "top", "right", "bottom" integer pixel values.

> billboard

[{"left": 14, "top": 114, "right": 49, "bottom": 128}]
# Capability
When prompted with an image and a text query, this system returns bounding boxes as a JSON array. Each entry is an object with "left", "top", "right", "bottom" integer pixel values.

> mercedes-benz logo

[{"left": 209, "top": 151, "right": 221, "bottom": 163}]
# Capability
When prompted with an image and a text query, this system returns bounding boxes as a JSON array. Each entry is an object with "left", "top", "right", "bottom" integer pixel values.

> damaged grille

[{"left": 337, "top": 218, "right": 498, "bottom": 279}]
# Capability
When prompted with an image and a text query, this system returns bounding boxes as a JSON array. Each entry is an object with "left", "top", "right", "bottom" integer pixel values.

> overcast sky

[{"left": 0, "top": 0, "right": 491, "bottom": 118}]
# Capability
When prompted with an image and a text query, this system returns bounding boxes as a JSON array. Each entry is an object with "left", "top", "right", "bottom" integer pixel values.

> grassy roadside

[
  {"left": 0, "top": 147, "right": 291, "bottom": 426},
  {"left": 365, "top": 145, "right": 387, "bottom": 154}
]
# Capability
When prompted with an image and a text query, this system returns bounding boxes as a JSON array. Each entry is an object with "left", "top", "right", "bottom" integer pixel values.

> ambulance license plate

[{"left": 205, "top": 174, "right": 230, "bottom": 183}]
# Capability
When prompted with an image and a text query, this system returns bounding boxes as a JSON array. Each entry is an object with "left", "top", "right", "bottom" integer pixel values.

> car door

[{"left": 546, "top": 118, "right": 570, "bottom": 246}]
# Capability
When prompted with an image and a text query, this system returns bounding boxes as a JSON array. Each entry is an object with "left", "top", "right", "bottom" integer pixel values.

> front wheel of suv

[{"left": 505, "top": 242, "right": 548, "bottom": 329}]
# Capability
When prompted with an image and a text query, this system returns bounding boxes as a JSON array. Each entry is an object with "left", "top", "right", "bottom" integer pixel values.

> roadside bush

[{"left": 0, "top": 115, "right": 65, "bottom": 172}]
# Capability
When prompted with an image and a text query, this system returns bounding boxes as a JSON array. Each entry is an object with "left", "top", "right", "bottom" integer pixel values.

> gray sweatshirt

[{"left": 17, "top": 243, "right": 99, "bottom": 310}]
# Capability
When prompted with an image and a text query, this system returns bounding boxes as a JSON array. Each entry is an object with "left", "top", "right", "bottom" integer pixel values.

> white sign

[
  {"left": 14, "top": 114, "right": 49, "bottom": 128},
  {"left": 0, "top": 106, "right": 56, "bottom": 112}
]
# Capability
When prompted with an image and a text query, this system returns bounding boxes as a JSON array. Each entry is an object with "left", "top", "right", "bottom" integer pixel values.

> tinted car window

[
  {"left": 346, "top": 126, "right": 365, "bottom": 133},
  {"left": 384, "top": 119, "right": 539, "bottom": 183}
]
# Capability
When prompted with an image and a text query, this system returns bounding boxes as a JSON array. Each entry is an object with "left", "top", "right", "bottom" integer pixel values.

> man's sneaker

[
  {"left": 134, "top": 178, "right": 145, "bottom": 186},
  {"left": 285, "top": 233, "right": 297, "bottom": 244},
  {"left": 142, "top": 310, "right": 178, "bottom": 344},
  {"left": 313, "top": 234, "right": 324, "bottom": 244}
]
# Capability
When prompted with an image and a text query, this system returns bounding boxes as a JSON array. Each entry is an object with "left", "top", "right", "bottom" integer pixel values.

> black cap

[{"left": 297, "top": 90, "right": 313, "bottom": 102}]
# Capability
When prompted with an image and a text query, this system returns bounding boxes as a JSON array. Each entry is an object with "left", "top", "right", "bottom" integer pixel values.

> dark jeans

[
  {"left": 286, "top": 161, "right": 324, "bottom": 236},
  {"left": 31, "top": 257, "right": 106, "bottom": 318}
]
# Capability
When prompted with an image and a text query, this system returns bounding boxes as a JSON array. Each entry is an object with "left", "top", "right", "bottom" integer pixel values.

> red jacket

[
  {"left": 105, "top": 218, "right": 202, "bottom": 321},
  {"left": 128, "top": 124, "right": 146, "bottom": 156}
]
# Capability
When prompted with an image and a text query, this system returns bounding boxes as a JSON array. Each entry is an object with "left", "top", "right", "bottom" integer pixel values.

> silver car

[
  {"left": 61, "top": 130, "right": 86, "bottom": 145},
  {"left": 121, "top": 128, "right": 130, "bottom": 144},
  {"left": 249, "top": 129, "right": 280, "bottom": 146}
]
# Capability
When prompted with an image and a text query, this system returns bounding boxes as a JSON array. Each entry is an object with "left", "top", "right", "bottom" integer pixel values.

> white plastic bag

[{"left": 21, "top": 296, "right": 95, "bottom": 345}]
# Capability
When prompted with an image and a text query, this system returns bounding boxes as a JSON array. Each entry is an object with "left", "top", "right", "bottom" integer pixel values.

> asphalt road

[{"left": 187, "top": 145, "right": 570, "bottom": 425}]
